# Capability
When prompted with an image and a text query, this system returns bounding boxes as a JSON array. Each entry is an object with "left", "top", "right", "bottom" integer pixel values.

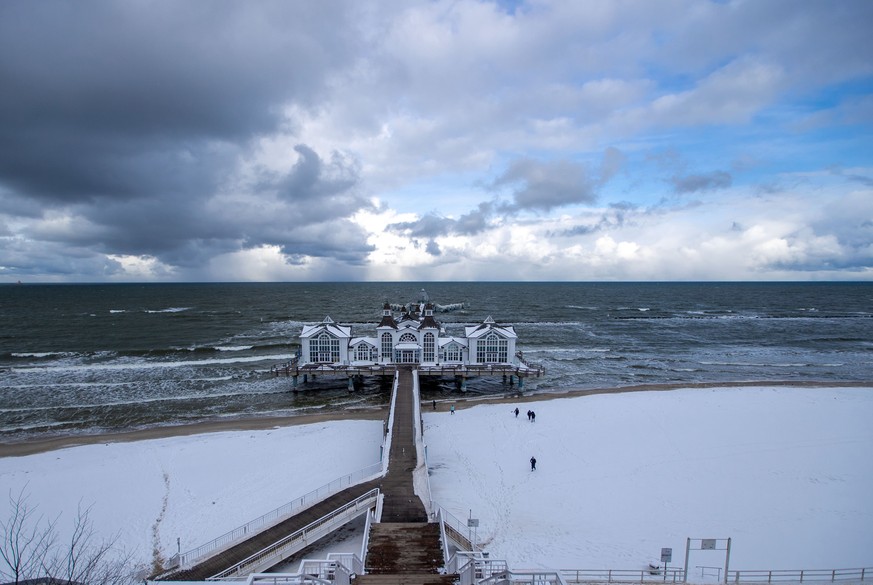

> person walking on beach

[
  {"left": 450, "top": 404, "right": 455, "bottom": 415},
  {"left": 530, "top": 456, "right": 537, "bottom": 471},
  {"left": 433, "top": 399, "right": 436, "bottom": 410},
  {"left": 530, "top": 411, "right": 536, "bottom": 422},
  {"left": 526, "top": 409, "right": 532, "bottom": 421},
  {"left": 514, "top": 407, "right": 519, "bottom": 418}
]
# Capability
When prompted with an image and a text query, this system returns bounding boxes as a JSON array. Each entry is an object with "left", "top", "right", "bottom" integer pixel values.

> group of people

[
  {"left": 513, "top": 407, "right": 539, "bottom": 470},
  {"left": 513, "top": 407, "right": 537, "bottom": 422}
]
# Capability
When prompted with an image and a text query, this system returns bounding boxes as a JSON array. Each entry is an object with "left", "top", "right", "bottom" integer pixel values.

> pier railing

[
  {"left": 209, "top": 489, "right": 379, "bottom": 580},
  {"left": 557, "top": 567, "right": 872, "bottom": 584},
  {"left": 726, "top": 568, "right": 870, "bottom": 583},
  {"left": 560, "top": 568, "right": 685, "bottom": 583},
  {"left": 173, "top": 462, "right": 382, "bottom": 570}
]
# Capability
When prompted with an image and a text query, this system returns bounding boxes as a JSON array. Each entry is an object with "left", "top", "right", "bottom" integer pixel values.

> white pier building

[{"left": 275, "top": 295, "right": 544, "bottom": 390}]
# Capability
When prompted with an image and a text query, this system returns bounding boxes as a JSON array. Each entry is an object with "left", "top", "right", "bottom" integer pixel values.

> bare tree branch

[{"left": 2, "top": 489, "right": 136, "bottom": 585}]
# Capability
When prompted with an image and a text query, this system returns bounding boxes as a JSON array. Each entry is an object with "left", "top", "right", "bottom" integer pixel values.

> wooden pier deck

[
  {"left": 155, "top": 366, "right": 453, "bottom": 583},
  {"left": 357, "top": 366, "right": 456, "bottom": 584}
]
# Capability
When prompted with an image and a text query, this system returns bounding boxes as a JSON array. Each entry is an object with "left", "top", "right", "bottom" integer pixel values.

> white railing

[
  {"left": 453, "top": 555, "right": 509, "bottom": 585},
  {"left": 358, "top": 508, "right": 374, "bottom": 571},
  {"left": 175, "top": 463, "right": 382, "bottom": 570},
  {"left": 561, "top": 568, "right": 685, "bottom": 583},
  {"left": 726, "top": 568, "right": 871, "bottom": 583},
  {"left": 209, "top": 489, "right": 380, "bottom": 580},
  {"left": 380, "top": 372, "right": 399, "bottom": 477},
  {"left": 244, "top": 573, "right": 331, "bottom": 585},
  {"left": 458, "top": 559, "right": 566, "bottom": 585},
  {"left": 298, "top": 558, "right": 353, "bottom": 585},
  {"left": 558, "top": 567, "right": 873, "bottom": 585},
  {"left": 410, "top": 369, "right": 436, "bottom": 519},
  {"left": 438, "top": 506, "right": 476, "bottom": 552}
]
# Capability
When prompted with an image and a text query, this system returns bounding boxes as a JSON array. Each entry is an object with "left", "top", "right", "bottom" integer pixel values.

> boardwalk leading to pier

[
  {"left": 380, "top": 367, "right": 429, "bottom": 524},
  {"left": 358, "top": 366, "right": 455, "bottom": 585},
  {"left": 155, "top": 366, "right": 452, "bottom": 583}
]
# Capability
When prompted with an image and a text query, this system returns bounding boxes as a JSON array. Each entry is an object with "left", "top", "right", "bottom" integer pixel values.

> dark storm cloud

[
  {"left": 671, "top": 171, "right": 733, "bottom": 194},
  {"left": 0, "top": 1, "right": 356, "bottom": 202},
  {"left": 0, "top": 1, "right": 375, "bottom": 274}
]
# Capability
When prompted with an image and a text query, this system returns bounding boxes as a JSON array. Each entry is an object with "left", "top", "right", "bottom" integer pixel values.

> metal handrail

[
  {"left": 561, "top": 568, "right": 685, "bottom": 583},
  {"left": 176, "top": 462, "right": 381, "bottom": 570},
  {"left": 209, "top": 489, "right": 380, "bottom": 580},
  {"left": 727, "top": 567, "right": 870, "bottom": 583}
]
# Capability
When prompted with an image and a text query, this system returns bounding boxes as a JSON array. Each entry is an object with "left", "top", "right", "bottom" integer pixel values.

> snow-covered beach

[{"left": 1, "top": 385, "right": 871, "bottom": 577}]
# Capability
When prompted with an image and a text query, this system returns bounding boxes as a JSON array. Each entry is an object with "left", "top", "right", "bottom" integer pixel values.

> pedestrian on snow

[
  {"left": 531, "top": 411, "right": 536, "bottom": 422},
  {"left": 530, "top": 456, "right": 537, "bottom": 471},
  {"left": 432, "top": 399, "right": 436, "bottom": 410},
  {"left": 450, "top": 404, "right": 455, "bottom": 415},
  {"left": 514, "top": 407, "right": 519, "bottom": 418},
  {"left": 526, "top": 410, "right": 532, "bottom": 421}
]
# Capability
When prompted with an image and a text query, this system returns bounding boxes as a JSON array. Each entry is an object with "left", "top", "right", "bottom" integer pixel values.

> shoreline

[{"left": 2, "top": 380, "right": 870, "bottom": 458}]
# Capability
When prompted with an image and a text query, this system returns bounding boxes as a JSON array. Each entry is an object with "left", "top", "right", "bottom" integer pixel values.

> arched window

[
  {"left": 444, "top": 343, "right": 461, "bottom": 362},
  {"left": 477, "top": 333, "right": 508, "bottom": 363},
  {"left": 399, "top": 332, "right": 417, "bottom": 343},
  {"left": 311, "top": 332, "right": 340, "bottom": 363},
  {"left": 355, "top": 343, "right": 372, "bottom": 361}
]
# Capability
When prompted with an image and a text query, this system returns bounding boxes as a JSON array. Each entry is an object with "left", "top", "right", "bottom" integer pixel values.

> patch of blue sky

[
  {"left": 789, "top": 77, "right": 873, "bottom": 112},
  {"left": 378, "top": 173, "right": 490, "bottom": 218}
]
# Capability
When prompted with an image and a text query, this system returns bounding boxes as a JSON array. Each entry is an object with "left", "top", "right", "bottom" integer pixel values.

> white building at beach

[{"left": 298, "top": 302, "right": 521, "bottom": 368}]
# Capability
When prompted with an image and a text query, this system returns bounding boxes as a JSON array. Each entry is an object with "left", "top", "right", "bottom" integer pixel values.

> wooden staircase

[{"left": 357, "top": 523, "right": 455, "bottom": 585}]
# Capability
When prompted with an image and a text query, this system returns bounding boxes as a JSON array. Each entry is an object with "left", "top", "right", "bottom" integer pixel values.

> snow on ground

[
  {"left": 1, "top": 386, "right": 871, "bottom": 577},
  {"left": 425, "top": 386, "right": 873, "bottom": 572},
  {"left": 0, "top": 421, "right": 384, "bottom": 574}
]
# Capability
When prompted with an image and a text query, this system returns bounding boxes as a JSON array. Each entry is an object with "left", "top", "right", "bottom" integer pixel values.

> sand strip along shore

[{"left": 2, "top": 380, "right": 870, "bottom": 458}]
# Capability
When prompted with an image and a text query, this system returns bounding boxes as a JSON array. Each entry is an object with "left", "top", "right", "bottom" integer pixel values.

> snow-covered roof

[
  {"left": 438, "top": 337, "right": 468, "bottom": 348},
  {"left": 465, "top": 315, "right": 518, "bottom": 339},
  {"left": 300, "top": 316, "right": 352, "bottom": 339}
]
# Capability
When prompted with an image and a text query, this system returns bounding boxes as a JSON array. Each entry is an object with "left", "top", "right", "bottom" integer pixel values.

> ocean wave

[
  {"left": 10, "top": 351, "right": 78, "bottom": 359},
  {"left": 214, "top": 345, "right": 254, "bottom": 352},
  {"left": 145, "top": 307, "right": 191, "bottom": 313},
  {"left": 698, "top": 360, "right": 813, "bottom": 368},
  {"left": 10, "top": 353, "right": 291, "bottom": 373},
  {"left": 0, "top": 383, "right": 295, "bottom": 414}
]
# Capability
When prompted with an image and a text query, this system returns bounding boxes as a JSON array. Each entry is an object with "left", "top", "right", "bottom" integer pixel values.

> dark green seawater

[{"left": 1, "top": 282, "right": 871, "bottom": 440}]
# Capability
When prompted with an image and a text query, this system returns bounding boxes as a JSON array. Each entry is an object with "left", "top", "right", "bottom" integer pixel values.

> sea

[{"left": 1, "top": 282, "right": 871, "bottom": 442}]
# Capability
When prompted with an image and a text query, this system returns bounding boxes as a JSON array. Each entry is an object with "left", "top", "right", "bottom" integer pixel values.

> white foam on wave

[
  {"left": 145, "top": 307, "right": 191, "bottom": 314},
  {"left": 214, "top": 345, "right": 254, "bottom": 352},
  {"left": 10, "top": 353, "right": 291, "bottom": 373},
  {"left": 11, "top": 351, "right": 76, "bottom": 358}
]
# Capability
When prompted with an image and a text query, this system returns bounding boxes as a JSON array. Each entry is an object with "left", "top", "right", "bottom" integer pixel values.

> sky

[
  {"left": 1, "top": 0, "right": 872, "bottom": 283},
  {"left": 1, "top": 386, "right": 870, "bottom": 579}
]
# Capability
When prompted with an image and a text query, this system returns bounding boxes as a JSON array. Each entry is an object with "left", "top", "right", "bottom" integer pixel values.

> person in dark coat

[
  {"left": 530, "top": 456, "right": 537, "bottom": 471},
  {"left": 514, "top": 407, "right": 519, "bottom": 418}
]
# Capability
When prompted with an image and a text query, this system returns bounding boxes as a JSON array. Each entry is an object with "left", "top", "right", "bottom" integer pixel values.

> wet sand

[{"left": 2, "top": 380, "right": 869, "bottom": 458}]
